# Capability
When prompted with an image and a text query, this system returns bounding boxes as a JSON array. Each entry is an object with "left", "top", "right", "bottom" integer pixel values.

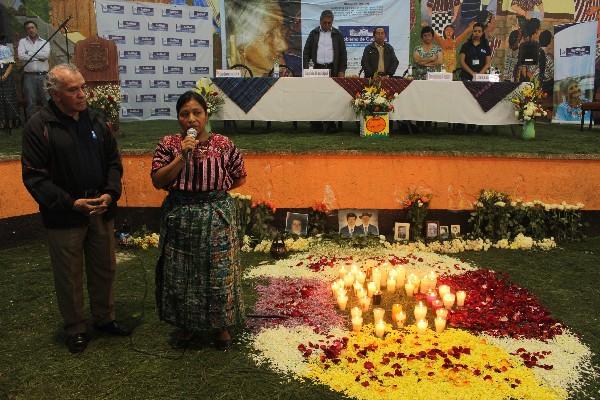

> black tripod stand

[{"left": 0, "top": 62, "right": 21, "bottom": 134}]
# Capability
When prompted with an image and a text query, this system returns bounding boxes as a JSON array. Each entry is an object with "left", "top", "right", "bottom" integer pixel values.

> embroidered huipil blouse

[{"left": 151, "top": 133, "right": 246, "bottom": 192}]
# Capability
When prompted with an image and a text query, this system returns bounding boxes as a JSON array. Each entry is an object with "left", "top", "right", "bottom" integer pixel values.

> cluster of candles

[{"left": 331, "top": 262, "right": 467, "bottom": 337}]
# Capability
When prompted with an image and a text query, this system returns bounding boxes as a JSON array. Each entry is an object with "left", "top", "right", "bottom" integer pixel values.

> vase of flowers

[
  {"left": 509, "top": 79, "right": 547, "bottom": 140},
  {"left": 194, "top": 78, "right": 225, "bottom": 133},
  {"left": 85, "top": 84, "right": 121, "bottom": 133},
  {"left": 402, "top": 192, "right": 432, "bottom": 242},
  {"left": 351, "top": 78, "right": 397, "bottom": 137}
]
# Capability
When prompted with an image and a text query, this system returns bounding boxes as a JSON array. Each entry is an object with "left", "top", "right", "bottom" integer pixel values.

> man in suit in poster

[
  {"left": 340, "top": 212, "right": 360, "bottom": 238},
  {"left": 358, "top": 212, "right": 378, "bottom": 236}
]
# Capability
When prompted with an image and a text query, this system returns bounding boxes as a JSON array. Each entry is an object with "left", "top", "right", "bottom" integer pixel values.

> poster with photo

[
  {"left": 338, "top": 209, "right": 379, "bottom": 238},
  {"left": 285, "top": 212, "right": 308, "bottom": 236}
]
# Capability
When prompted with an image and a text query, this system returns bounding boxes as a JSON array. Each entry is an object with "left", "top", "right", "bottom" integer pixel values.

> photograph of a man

[
  {"left": 285, "top": 212, "right": 308, "bottom": 236},
  {"left": 339, "top": 212, "right": 359, "bottom": 238},
  {"left": 358, "top": 212, "right": 379, "bottom": 236}
]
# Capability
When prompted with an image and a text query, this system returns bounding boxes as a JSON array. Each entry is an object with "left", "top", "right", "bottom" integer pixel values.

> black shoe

[
  {"left": 66, "top": 333, "right": 89, "bottom": 354},
  {"left": 94, "top": 320, "right": 131, "bottom": 336}
]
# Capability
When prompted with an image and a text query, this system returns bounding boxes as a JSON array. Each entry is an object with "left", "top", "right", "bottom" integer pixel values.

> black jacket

[
  {"left": 361, "top": 42, "right": 400, "bottom": 78},
  {"left": 302, "top": 26, "right": 347, "bottom": 76},
  {"left": 21, "top": 104, "right": 123, "bottom": 228}
]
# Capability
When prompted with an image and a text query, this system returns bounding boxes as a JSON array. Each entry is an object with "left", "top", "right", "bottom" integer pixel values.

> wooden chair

[{"left": 581, "top": 87, "right": 600, "bottom": 131}]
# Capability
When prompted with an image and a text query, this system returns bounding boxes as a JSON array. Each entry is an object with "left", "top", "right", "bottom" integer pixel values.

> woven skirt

[{"left": 156, "top": 191, "right": 244, "bottom": 331}]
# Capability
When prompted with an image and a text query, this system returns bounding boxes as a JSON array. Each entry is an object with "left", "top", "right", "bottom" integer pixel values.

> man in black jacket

[
  {"left": 303, "top": 9, "right": 347, "bottom": 77},
  {"left": 361, "top": 27, "right": 399, "bottom": 78},
  {"left": 21, "top": 64, "right": 129, "bottom": 354}
]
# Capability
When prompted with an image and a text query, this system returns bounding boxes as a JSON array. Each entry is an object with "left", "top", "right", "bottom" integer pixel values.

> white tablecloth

[{"left": 215, "top": 78, "right": 519, "bottom": 125}]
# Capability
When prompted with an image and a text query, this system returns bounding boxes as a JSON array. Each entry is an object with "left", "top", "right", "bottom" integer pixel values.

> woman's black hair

[
  {"left": 471, "top": 22, "right": 487, "bottom": 42},
  {"left": 508, "top": 30, "right": 521, "bottom": 49},
  {"left": 539, "top": 30, "right": 552, "bottom": 47},
  {"left": 175, "top": 91, "right": 208, "bottom": 115},
  {"left": 421, "top": 26, "right": 434, "bottom": 38}
]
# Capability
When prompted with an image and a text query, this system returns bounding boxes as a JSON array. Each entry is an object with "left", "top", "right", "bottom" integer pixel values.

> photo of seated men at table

[
  {"left": 339, "top": 210, "right": 379, "bottom": 238},
  {"left": 286, "top": 212, "right": 308, "bottom": 236}
]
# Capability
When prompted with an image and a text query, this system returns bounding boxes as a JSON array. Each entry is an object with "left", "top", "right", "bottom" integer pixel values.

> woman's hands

[{"left": 180, "top": 135, "right": 199, "bottom": 159}]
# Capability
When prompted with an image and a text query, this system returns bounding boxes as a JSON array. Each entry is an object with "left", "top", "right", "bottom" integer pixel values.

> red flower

[{"left": 363, "top": 361, "right": 375, "bottom": 370}]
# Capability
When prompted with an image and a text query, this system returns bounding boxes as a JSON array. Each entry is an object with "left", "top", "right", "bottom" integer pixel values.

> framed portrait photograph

[
  {"left": 394, "top": 222, "right": 410, "bottom": 241},
  {"left": 425, "top": 220, "right": 440, "bottom": 241},
  {"left": 450, "top": 224, "right": 461, "bottom": 239},
  {"left": 338, "top": 209, "right": 379, "bottom": 238},
  {"left": 439, "top": 225, "right": 450, "bottom": 241},
  {"left": 286, "top": 212, "right": 309, "bottom": 236}
]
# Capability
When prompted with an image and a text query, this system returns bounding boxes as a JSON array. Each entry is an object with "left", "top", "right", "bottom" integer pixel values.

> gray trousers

[
  {"left": 46, "top": 216, "right": 116, "bottom": 335},
  {"left": 23, "top": 73, "right": 48, "bottom": 119}
]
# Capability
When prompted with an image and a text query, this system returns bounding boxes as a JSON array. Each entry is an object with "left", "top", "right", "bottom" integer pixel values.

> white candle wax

[
  {"left": 391, "top": 304, "right": 402, "bottom": 320},
  {"left": 396, "top": 266, "right": 406, "bottom": 283},
  {"left": 375, "top": 320, "right": 386, "bottom": 338},
  {"left": 360, "top": 296, "right": 371, "bottom": 312},
  {"left": 339, "top": 266, "right": 347, "bottom": 279},
  {"left": 434, "top": 316, "right": 446, "bottom": 333},
  {"left": 351, "top": 306, "right": 362, "bottom": 319},
  {"left": 416, "top": 319, "right": 428, "bottom": 333},
  {"left": 405, "top": 282, "right": 415, "bottom": 297},
  {"left": 350, "top": 263, "right": 359, "bottom": 276},
  {"left": 443, "top": 293, "right": 456, "bottom": 310},
  {"left": 373, "top": 307, "right": 385, "bottom": 323},
  {"left": 395, "top": 311, "right": 407, "bottom": 328},
  {"left": 367, "top": 281, "right": 377, "bottom": 297},
  {"left": 372, "top": 267, "right": 381, "bottom": 291},
  {"left": 414, "top": 301, "right": 428, "bottom": 320},
  {"left": 436, "top": 308, "right": 448, "bottom": 320},
  {"left": 352, "top": 316, "right": 363, "bottom": 332},
  {"left": 380, "top": 264, "right": 388, "bottom": 289},
  {"left": 386, "top": 278, "right": 396, "bottom": 293},
  {"left": 438, "top": 284, "right": 451, "bottom": 298},
  {"left": 456, "top": 290, "right": 466, "bottom": 307},
  {"left": 337, "top": 295, "right": 348, "bottom": 310},
  {"left": 356, "top": 271, "right": 366, "bottom": 285},
  {"left": 343, "top": 273, "right": 355, "bottom": 288}
]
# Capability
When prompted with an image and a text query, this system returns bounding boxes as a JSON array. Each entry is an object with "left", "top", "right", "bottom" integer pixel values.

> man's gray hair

[
  {"left": 320, "top": 9, "right": 334, "bottom": 20},
  {"left": 45, "top": 63, "right": 81, "bottom": 94}
]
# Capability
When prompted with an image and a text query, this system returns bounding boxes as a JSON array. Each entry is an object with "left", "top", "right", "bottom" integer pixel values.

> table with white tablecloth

[{"left": 213, "top": 78, "right": 520, "bottom": 126}]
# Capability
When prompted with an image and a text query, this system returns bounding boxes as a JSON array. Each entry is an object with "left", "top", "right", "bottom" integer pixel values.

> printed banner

[
  {"left": 552, "top": 21, "right": 597, "bottom": 124},
  {"left": 301, "top": 0, "right": 410, "bottom": 76},
  {"left": 96, "top": 0, "right": 213, "bottom": 120}
]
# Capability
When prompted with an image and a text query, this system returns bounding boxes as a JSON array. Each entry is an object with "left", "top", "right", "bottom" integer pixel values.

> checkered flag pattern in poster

[
  {"left": 95, "top": 0, "right": 213, "bottom": 120},
  {"left": 431, "top": 11, "right": 452, "bottom": 37}
]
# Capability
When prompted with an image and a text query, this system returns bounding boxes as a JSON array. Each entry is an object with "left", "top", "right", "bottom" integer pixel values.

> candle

[
  {"left": 351, "top": 306, "right": 362, "bottom": 319},
  {"left": 367, "top": 282, "right": 377, "bottom": 297},
  {"left": 414, "top": 301, "right": 427, "bottom": 321},
  {"left": 337, "top": 295, "right": 348, "bottom": 310},
  {"left": 420, "top": 276, "right": 429, "bottom": 294},
  {"left": 356, "top": 271, "right": 366, "bottom": 285},
  {"left": 404, "top": 281, "right": 415, "bottom": 297},
  {"left": 434, "top": 316, "right": 446, "bottom": 333},
  {"left": 380, "top": 264, "right": 388, "bottom": 289},
  {"left": 359, "top": 296, "right": 371, "bottom": 312},
  {"left": 372, "top": 267, "right": 381, "bottom": 290},
  {"left": 388, "top": 269, "right": 397, "bottom": 282},
  {"left": 395, "top": 266, "right": 406, "bottom": 287},
  {"left": 395, "top": 311, "right": 407, "bottom": 328},
  {"left": 372, "top": 291, "right": 382, "bottom": 306},
  {"left": 373, "top": 307, "right": 385, "bottom": 323},
  {"left": 352, "top": 316, "right": 363, "bottom": 332},
  {"left": 438, "top": 284, "right": 451, "bottom": 298},
  {"left": 344, "top": 273, "right": 355, "bottom": 288},
  {"left": 375, "top": 320, "right": 386, "bottom": 338},
  {"left": 339, "top": 265, "right": 347, "bottom": 279},
  {"left": 331, "top": 281, "right": 339, "bottom": 296},
  {"left": 386, "top": 278, "right": 396, "bottom": 293},
  {"left": 391, "top": 304, "right": 403, "bottom": 320},
  {"left": 443, "top": 293, "right": 456, "bottom": 310},
  {"left": 416, "top": 319, "right": 428, "bottom": 333},
  {"left": 436, "top": 308, "right": 448, "bottom": 320},
  {"left": 356, "top": 287, "right": 366, "bottom": 299},
  {"left": 350, "top": 263, "right": 359, "bottom": 276},
  {"left": 456, "top": 290, "right": 467, "bottom": 307}
]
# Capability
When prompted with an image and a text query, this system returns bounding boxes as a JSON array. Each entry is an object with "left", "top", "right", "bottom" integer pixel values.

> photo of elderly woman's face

[{"left": 243, "top": 10, "right": 287, "bottom": 74}]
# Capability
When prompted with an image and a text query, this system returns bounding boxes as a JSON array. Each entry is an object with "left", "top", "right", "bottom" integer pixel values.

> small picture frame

[
  {"left": 286, "top": 212, "right": 309, "bottom": 237},
  {"left": 425, "top": 220, "right": 440, "bottom": 241},
  {"left": 450, "top": 224, "right": 461, "bottom": 239},
  {"left": 439, "top": 225, "right": 450, "bottom": 241},
  {"left": 394, "top": 222, "right": 410, "bottom": 241}
]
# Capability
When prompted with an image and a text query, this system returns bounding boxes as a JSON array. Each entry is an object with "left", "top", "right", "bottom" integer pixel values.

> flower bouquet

[
  {"left": 194, "top": 77, "right": 225, "bottom": 116},
  {"left": 509, "top": 79, "right": 547, "bottom": 140},
  {"left": 85, "top": 84, "right": 121, "bottom": 132},
  {"left": 402, "top": 192, "right": 432, "bottom": 242},
  {"left": 351, "top": 79, "right": 397, "bottom": 137}
]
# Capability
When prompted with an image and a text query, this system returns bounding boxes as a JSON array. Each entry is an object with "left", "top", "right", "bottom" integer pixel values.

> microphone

[{"left": 185, "top": 128, "right": 197, "bottom": 158}]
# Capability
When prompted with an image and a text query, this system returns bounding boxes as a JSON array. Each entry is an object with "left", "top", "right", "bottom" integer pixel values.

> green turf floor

[
  {"left": 2, "top": 120, "right": 600, "bottom": 158},
  {"left": 0, "top": 239, "right": 598, "bottom": 399}
]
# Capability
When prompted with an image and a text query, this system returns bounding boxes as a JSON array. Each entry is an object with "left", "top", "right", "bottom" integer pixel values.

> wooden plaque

[{"left": 74, "top": 36, "right": 118, "bottom": 83}]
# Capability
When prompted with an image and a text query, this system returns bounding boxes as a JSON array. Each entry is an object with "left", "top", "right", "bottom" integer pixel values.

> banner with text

[
  {"left": 552, "top": 21, "right": 597, "bottom": 124},
  {"left": 96, "top": 0, "right": 213, "bottom": 120}
]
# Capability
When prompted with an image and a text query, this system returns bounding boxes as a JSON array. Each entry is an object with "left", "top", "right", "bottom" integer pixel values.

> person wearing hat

[{"left": 358, "top": 212, "right": 379, "bottom": 236}]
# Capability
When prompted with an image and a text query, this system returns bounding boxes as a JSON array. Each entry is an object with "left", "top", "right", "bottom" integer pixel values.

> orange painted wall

[{"left": 3, "top": 154, "right": 600, "bottom": 219}]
